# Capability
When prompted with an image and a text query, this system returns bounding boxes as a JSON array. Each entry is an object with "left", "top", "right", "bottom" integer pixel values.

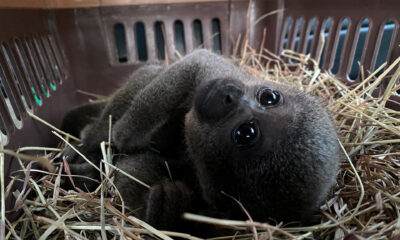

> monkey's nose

[{"left": 195, "top": 80, "right": 244, "bottom": 121}]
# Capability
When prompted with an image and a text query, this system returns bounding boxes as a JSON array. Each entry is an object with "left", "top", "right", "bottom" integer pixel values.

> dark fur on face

[
  {"left": 185, "top": 78, "right": 339, "bottom": 222},
  {"left": 61, "top": 49, "right": 340, "bottom": 234}
]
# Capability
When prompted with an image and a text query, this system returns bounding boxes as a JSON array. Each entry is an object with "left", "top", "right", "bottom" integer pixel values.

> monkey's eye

[
  {"left": 257, "top": 88, "right": 281, "bottom": 106},
  {"left": 233, "top": 121, "right": 259, "bottom": 145}
]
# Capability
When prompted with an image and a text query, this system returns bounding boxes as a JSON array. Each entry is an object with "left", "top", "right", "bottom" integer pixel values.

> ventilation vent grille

[
  {"left": 279, "top": 16, "right": 399, "bottom": 82},
  {"left": 0, "top": 33, "right": 66, "bottom": 144},
  {"left": 110, "top": 18, "right": 223, "bottom": 64}
]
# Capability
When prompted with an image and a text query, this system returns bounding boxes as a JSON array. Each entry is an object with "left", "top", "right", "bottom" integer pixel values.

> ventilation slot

[
  {"left": 211, "top": 18, "right": 222, "bottom": 54},
  {"left": 0, "top": 71, "right": 9, "bottom": 117},
  {"left": 174, "top": 20, "right": 186, "bottom": 56},
  {"left": 34, "top": 36, "right": 56, "bottom": 90},
  {"left": 285, "top": 17, "right": 303, "bottom": 62},
  {"left": 281, "top": 17, "right": 293, "bottom": 50},
  {"left": 46, "top": 34, "right": 67, "bottom": 79},
  {"left": 349, "top": 19, "right": 370, "bottom": 80},
  {"left": 17, "top": 39, "right": 43, "bottom": 106},
  {"left": 193, "top": 19, "right": 204, "bottom": 48},
  {"left": 40, "top": 35, "right": 62, "bottom": 84},
  {"left": 0, "top": 49, "right": 22, "bottom": 129},
  {"left": 1, "top": 43, "right": 24, "bottom": 124},
  {"left": 26, "top": 38, "right": 50, "bottom": 98},
  {"left": 305, "top": 17, "right": 317, "bottom": 54},
  {"left": 12, "top": 40, "right": 35, "bottom": 110},
  {"left": 134, "top": 22, "right": 148, "bottom": 61},
  {"left": 375, "top": 19, "right": 395, "bottom": 72},
  {"left": 3, "top": 42, "right": 32, "bottom": 111},
  {"left": 331, "top": 18, "right": 349, "bottom": 75},
  {"left": 0, "top": 88, "right": 9, "bottom": 143},
  {"left": 155, "top": 21, "right": 166, "bottom": 60},
  {"left": 0, "top": 120, "right": 7, "bottom": 144},
  {"left": 293, "top": 18, "right": 304, "bottom": 52},
  {"left": 318, "top": 18, "right": 332, "bottom": 67},
  {"left": 114, "top": 23, "right": 128, "bottom": 63},
  {"left": 285, "top": 17, "right": 301, "bottom": 52}
]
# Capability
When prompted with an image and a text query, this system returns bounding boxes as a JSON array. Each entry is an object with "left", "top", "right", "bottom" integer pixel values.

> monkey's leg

[
  {"left": 114, "top": 153, "right": 195, "bottom": 231},
  {"left": 111, "top": 49, "right": 246, "bottom": 151},
  {"left": 81, "top": 64, "right": 165, "bottom": 152}
]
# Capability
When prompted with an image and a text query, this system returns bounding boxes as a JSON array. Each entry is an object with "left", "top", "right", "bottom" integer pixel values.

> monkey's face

[
  {"left": 185, "top": 79, "right": 295, "bottom": 215},
  {"left": 185, "top": 78, "right": 339, "bottom": 221},
  {"left": 191, "top": 78, "right": 293, "bottom": 153}
]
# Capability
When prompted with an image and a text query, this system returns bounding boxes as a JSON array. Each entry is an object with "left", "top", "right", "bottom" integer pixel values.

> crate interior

[{"left": 1, "top": 0, "right": 399, "bottom": 216}]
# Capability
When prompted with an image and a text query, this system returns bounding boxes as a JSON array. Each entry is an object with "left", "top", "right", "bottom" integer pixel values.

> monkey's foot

[{"left": 145, "top": 180, "right": 193, "bottom": 230}]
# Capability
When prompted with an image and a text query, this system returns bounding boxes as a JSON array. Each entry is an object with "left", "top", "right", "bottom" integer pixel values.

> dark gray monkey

[{"left": 61, "top": 49, "right": 340, "bottom": 233}]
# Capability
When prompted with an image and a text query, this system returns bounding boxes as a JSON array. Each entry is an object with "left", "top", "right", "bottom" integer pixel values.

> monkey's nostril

[
  {"left": 194, "top": 80, "right": 244, "bottom": 121},
  {"left": 224, "top": 95, "right": 233, "bottom": 105}
]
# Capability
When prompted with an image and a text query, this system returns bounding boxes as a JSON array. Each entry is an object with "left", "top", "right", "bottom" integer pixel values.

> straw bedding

[{"left": 1, "top": 46, "right": 400, "bottom": 240}]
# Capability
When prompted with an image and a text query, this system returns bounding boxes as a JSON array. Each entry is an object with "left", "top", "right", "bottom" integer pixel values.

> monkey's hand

[
  {"left": 145, "top": 180, "right": 194, "bottom": 230},
  {"left": 59, "top": 144, "right": 102, "bottom": 191},
  {"left": 114, "top": 153, "right": 196, "bottom": 230}
]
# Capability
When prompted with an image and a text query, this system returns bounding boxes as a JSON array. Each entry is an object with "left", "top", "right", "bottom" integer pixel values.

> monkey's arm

[
  {"left": 80, "top": 65, "right": 164, "bottom": 151},
  {"left": 60, "top": 65, "right": 164, "bottom": 184},
  {"left": 112, "top": 49, "right": 244, "bottom": 151}
]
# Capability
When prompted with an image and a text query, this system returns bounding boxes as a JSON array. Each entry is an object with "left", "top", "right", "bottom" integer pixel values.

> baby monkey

[{"left": 62, "top": 49, "right": 340, "bottom": 233}]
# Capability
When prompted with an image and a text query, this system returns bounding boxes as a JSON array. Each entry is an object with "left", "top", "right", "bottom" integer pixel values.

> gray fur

[{"left": 61, "top": 49, "right": 340, "bottom": 233}]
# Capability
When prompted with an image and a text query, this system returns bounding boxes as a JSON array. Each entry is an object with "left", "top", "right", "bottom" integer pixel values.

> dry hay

[{"left": 1, "top": 45, "right": 400, "bottom": 240}]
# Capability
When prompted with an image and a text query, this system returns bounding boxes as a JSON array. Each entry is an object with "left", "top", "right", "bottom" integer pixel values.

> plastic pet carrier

[{"left": 0, "top": 0, "right": 399, "bottom": 218}]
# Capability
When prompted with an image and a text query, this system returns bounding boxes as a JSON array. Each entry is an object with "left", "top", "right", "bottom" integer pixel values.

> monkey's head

[{"left": 185, "top": 77, "right": 340, "bottom": 222}]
